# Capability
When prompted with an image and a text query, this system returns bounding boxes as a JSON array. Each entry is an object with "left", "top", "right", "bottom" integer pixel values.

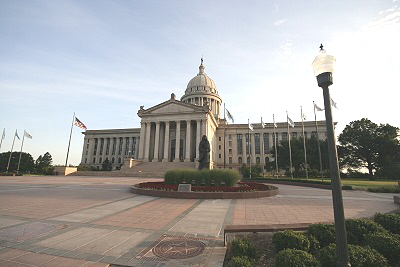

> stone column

[
  {"left": 101, "top": 138, "right": 107, "bottom": 160},
  {"left": 121, "top": 137, "right": 127, "bottom": 159},
  {"left": 251, "top": 133, "right": 256, "bottom": 164},
  {"left": 174, "top": 121, "right": 181, "bottom": 162},
  {"left": 138, "top": 122, "right": 146, "bottom": 160},
  {"left": 153, "top": 122, "right": 160, "bottom": 162},
  {"left": 87, "top": 138, "right": 95, "bottom": 164},
  {"left": 135, "top": 137, "right": 140, "bottom": 158},
  {"left": 196, "top": 120, "right": 201, "bottom": 159},
  {"left": 185, "top": 120, "right": 191, "bottom": 162},
  {"left": 162, "top": 121, "right": 170, "bottom": 162},
  {"left": 144, "top": 122, "right": 151, "bottom": 161}
]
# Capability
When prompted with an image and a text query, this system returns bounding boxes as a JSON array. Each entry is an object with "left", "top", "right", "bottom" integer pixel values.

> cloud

[
  {"left": 273, "top": 19, "right": 287, "bottom": 26},
  {"left": 378, "top": 6, "right": 397, "bottom": 15},
  {"left": 365, "top": 11, "right": 400, "bottom": 29}
]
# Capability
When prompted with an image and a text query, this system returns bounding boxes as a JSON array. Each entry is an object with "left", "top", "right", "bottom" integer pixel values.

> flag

[
  {"left": 24, "top": 130, "right": 32, "bottom": 139},
  {"left": 261, "top": 118, "right": 265, "bottom": 128},
  {"left": 273, "top": 115, "right": 277, "bottom": 128},
  {"left": 314, "top": 102, "right": 324, "bottom": 111},
  {"left": 301, "top": 112, "right": 306, "bottom": 121},
  {"left": 287, "top": 116, "right": 295, "bottom": 127},
  {"left": 248, "top": 122, "right": 254, "bottom": 131},
  {"left": 226, "top": 108, "right": 234, "bottom": 123},
  {"left": 331, "top": 98, "right": 338, "bottom": 109},
  {"left": 1, "top": 128, "right": 4, "bottom": 140},
  {"left": 74, "top": 117, "right": 87, "bottom": 130},
  {"left": 15, "top": 130, "right": 20, "bottom": 140}
]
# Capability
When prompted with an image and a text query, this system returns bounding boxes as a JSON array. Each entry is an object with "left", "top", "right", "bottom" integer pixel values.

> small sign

[{"left": 178, "top": 184, "right": 191, "bottom": 192}]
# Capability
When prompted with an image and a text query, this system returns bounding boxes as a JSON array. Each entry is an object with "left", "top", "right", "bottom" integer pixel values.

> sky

[{"left": 1, "top": 0, "right": 399, "bottom": 166}]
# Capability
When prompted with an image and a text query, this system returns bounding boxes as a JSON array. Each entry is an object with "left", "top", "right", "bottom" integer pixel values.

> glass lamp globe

[{"left": 312, "top": 45, "right": 336, "bottom": 77}]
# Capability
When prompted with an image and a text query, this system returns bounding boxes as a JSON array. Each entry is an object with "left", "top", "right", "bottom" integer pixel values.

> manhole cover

[
  {"left": 0, "top": 222, "right": 67, "bottom": 242},
  {"left": 152, "top": 239, "right": 206, "bottom": 259}
]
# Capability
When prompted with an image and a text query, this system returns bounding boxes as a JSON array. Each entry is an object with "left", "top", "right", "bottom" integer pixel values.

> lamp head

[{"left": 312, "top": 44, "right": 336, "bottom": 87}]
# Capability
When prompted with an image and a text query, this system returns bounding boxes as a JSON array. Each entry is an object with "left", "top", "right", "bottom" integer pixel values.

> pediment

[{"left": 139, "top": 100, "right": 206, "bottom": 117}]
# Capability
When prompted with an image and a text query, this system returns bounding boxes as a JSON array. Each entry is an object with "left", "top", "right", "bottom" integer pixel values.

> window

[
  {"left": 94, "top": 138, "right": 98, "bottom": 155},
  {"left": 291, "top": 132, "right": 297, "bottom": 139},
  {"left": 228, "top": 134, "right": 232, "bottom": 139},
  {"left": 85, "top": 158, "right": 87, "bottom": 163},
  {"left": 282, "top": 132, "right": 288, "bottom": 140},
  {"left": 219, "top": 145, "right": 221, "bottom": 150},
  {"left": 93, "top": 157, "right": 96, "bottom": 163},
  {"left": 228, "top": 141, "right": 232, "bottom": 147},
  {"left": 265, "top": 157, "right": 270, "bottom": 163},
  {"left": 219, "top": 154, "right": 221, "bottom": 158},
  {"left": 112, "top": 157, "right": 115, "bottom": 163},
  {"left": 238, "top": 157, "right": 243, "bottom": 164},
  {"left": 131, "top": 137, "right": 136, "bottom": 156},
  {"left": 99, "top": 157, "right": 102, "bottom": 164},
  {"left": 256, "top": 157, "right": 260, "bottom": 164},
  {"left": 237, "top": 134, "right": 243, "bottom": 154},
  {"left": 229, "top": 149, "right": 232, "bottom": 154},
  {"left": 219, "top": 137, "right": 222, "bottom": 141},
  {"left": 118, "top": 157, "right": 121, "bottom": 163},
  {"left": 229, "top": 157, "right": 232, "bottom": 164},
  {"left": 264, "top": 133, "right": 270, "bottom": 153},
  {"left": 255, "top": 133, "right": 260, "bottom": 154},
  {"left": 245, "top": 134, "right": 250, "bottom": 154}
]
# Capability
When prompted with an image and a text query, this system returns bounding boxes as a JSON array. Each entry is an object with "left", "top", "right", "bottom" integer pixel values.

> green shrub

[
  {"left": 366, "top": 232, "right": 400, "bottom": 266},
  {"left": 164, "top": 169, "right": 240, "bottom": 186},
  {"left": 272, "top": 230, "right": 310, "bottom": 252},
  {"left": 226, "top": 256, "right": 256, "bottom": 267},
  {"left": 230, "top": 238, "right": 258, "bottom": 259},
  {"left": 275, "top": 249, "right": 320, "bottom": 267},
  {"left": 342, "top": 185, "right": 353, "bottom": 190},
  {"left": 307, "top": 224, "right": 336, "bottom": 248},
  {"left": 367, "top": 185, "right": 400, "bottom": 193},
  {"left": 319, "top": 243, "right": 388, "bottom": 267},
  {"left": 346, "top": 219, "right": 387, "bottom": 245},
  {"left": 308, "top": 235, "right": 321, "bottom": 254},
  {"left": 374, "top": 213, "right": 400, "bottom": 234}
]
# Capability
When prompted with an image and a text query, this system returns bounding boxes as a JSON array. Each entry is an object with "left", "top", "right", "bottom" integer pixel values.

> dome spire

[{"left": 199, "top": 57, "right": 205, "bottom": 74}]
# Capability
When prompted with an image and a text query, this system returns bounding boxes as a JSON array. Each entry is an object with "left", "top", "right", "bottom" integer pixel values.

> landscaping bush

[
  {"left": 230, "top": 238, "right": 258, "bottom": 260},
  {"left": 366, "top": 232, "right": 400, "bottom": 266},
  {"left": 319, "top": 243, "right": 388, "bottom": 267},
  {"left": 374, "top": 213, "right": 400, "bottom": 234},
  {"left": 272, "top": 230, "right": 310, "bottom": 252},
  {"left": 164, "top": 169, "right": 240, "bottom": 186},
  {"left": 226, "top": 256, "right": 256, "bottom": 267},
  {"left": 308, "top": 235, "right": 321, "bottom": 255},
  {"left": 342, "top": 185, "right": 353, "bottom": 190},
  {"left": 345, "top": 219, "right": 387, "bottom": 245},
  {"left": 307, "top": 224, "right": 336, "bottom": 248},
  {"left": 367, "top": 185, "right": 400, "bottom": 193},
  {"left": 275, "top": 249, "right": 320, "bottom": 267}
]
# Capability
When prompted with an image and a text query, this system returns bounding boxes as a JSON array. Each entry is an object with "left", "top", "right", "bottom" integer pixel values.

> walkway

[{"left": 0, "top": 176, "right": 398, "bottom": 267}]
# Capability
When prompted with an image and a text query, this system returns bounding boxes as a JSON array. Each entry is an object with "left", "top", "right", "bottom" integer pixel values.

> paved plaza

[{"left": 0, "top": 176, "right": 398, "bottom": 267}]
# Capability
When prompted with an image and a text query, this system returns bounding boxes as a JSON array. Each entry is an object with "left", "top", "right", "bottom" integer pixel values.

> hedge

[
  {"left": 272, "top": 230, "right": 310, "bottom": 252},
  {"left": 366, "top": 232, "right": 400, "bottom": 267},
  {"left": 164, "top": 169, "right": 240, "bottom": 186},
  {"left": 275, "top": 249, "right": 320, "bottom": 267},
  {"left": 345, "top": 219, "right": 387, "bottom": 245},
  {"left": 307, "top": 224, "right": 336, "bottom": 248},
  {"left": 374, "top": 213, "right": 400, "bottom": 235}
]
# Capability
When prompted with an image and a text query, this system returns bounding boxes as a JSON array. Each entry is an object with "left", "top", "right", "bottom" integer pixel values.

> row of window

[
  {"left": 90, "top": 137, "right": 137, "bottom": 156},
  {"left": 84, "top": 157, "right": 122, "bottom": 164}
]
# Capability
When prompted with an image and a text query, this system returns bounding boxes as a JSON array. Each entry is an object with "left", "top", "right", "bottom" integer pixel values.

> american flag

[{"left": 74, "top": 117, "right": 87, "bottom": 130}]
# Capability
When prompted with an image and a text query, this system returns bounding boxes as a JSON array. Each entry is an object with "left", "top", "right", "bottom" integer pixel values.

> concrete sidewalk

[{"left": 0, "top": 176, "right": 398, "bottom": 266}]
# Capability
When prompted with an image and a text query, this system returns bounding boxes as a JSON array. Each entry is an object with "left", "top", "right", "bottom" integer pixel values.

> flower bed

[{"left": 131, "top": 182, "right": 279, "bottom": 199}]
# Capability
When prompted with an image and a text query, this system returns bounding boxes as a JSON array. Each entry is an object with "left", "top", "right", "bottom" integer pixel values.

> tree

[
  {"left": 101, "top": 158, "right": 112, "bottom": 171},
  {"left": 271, "top": 136, "right": 330, "bottom": 178},
  {"left": 0, "top": 152, "right": 35, "bottom": 173},
  {"left": 35, "top": 152, "right": 54, "bottom": 175},
  {"left": 338, "top": 118, "right": 400, "bottom": 179}
]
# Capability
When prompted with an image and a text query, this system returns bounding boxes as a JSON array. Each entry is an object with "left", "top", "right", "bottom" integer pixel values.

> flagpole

[
  {"left": 6, "top": 130, "right": 17, "bottom": 172},
  {"left": 273, "top": 114, "right": 279, "bottom": 178},
  {"left": 314, "top": 101, "right": 324, "bottom": 181},
  {"left": 223, "top": 103, "right": 226, "bottom": 169},
  {"left": 287, "top": 111, "right": 293, "bottom": 179},
  {"left": 301, "top": 106, "right": 309, "bottom": 179},
  {"left": 65, "top": 112, "right": 75, "bottom": 167},
  {"left": 248, "top": 119, "right": 252, "bottom": 179},
  {"left": 17, "top": 131, "right": 26, "bottom": 173},
  {"left": 0, "top": 128, "right": 5, "bottom": 151},
  {"left": 261, "top": 117, "right": 265, "bottom": 177}
]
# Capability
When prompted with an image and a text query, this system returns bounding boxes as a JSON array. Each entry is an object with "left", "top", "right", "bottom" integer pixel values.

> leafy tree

[
  {"left": 35, "top": 152, "right": 54, "bottom": 175},
  {"left": 0, "top": 152, "right": 35, "bottom": 173},
  {"left": 338, "top": 118, "right": 400, "bottom": 179},
  {"left": 271, "top": 136, "right": 330, "bottom": 178},
  {"left": 101, "top": 158, "right": 112, "bottom": 171}
]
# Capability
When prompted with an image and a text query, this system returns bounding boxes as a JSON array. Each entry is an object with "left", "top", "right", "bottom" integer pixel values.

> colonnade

[{"left": 139, "top": 119, "right": 206, "bottom": 162}]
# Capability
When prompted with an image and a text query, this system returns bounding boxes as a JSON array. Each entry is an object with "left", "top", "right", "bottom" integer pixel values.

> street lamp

[{"left": 312, "top": 44, "right": 350, "bottom": 267}]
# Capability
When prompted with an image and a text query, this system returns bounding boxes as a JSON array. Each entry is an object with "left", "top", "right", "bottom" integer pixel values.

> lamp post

[{"left": 312, "top": 45, "right": 350, "bottom": 267}]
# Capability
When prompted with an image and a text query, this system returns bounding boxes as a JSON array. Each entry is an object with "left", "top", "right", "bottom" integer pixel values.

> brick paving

[{"left": 0, "top": 175, "right": 398, "bottom": 267}]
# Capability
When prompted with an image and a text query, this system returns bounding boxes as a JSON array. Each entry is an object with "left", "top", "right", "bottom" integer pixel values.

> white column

[
  {"left": 251, "top": 133, "right": 256, "bottom": 163},
  {"left": 185, "top": 120, "right": 191, "bottom": 162},
  {"left": 87, "top": 138, "right": 95, "bottom": 164},
  {"left": 144, "top": 122, "right": 151, "bottom": 161},
  {"left": 101, "top": 138, "right": 107, "bottom": 161},
  {"left": 196, "top": 120, "right": 201, "bottom": 159},
  {"left": 174, "top": 121, "right": 181, "bottom": 162},
  {"left": 135, "top": 137, "right": 140, "bottom": 158},
  {"left": 153, "top": 121, "right": 160, "bottom": 162},
  {"left": 138, "top": 122, "right": 146, "bottom": 160},
  {"left": 121, "top": 137, "right": 127, "bottom": 159},
  {"left": 162, "top": 121, "right": 170, "bottom": 162}
]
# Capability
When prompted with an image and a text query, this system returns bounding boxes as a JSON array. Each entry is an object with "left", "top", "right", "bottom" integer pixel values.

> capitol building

[{"left": 79, "top": 60, "right": 327, "bottom": 172}]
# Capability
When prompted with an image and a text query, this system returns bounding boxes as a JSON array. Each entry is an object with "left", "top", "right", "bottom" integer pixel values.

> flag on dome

[
  {"left": 24, "top": 130, "right": 32, "bottom": 139},
  {"left": 74, "top": 117, "right": 87, "bottom": 130},
  {"left": 15, "top": 130, "right": 20, "bottom": 140},
  {"left": 287, "top": 116, "right": 295, "bottom": 127},
  {"left": 314, "top": 102, "right": 324, "bottom": 111},
  {"left": 226, "top": 108, "right": 234, "bottom": 123},
  {"left": 331, "top": 98, "right": 338, "bottom": 109}
]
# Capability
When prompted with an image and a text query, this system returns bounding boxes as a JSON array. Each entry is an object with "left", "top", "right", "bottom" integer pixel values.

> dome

[{"left": 184, "top": 59, "right": 218, "bottom": 95}]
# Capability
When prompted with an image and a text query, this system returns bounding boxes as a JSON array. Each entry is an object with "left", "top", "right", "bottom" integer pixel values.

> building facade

[{"left": 80, "top": 61, "right": 327, "bottom": 170}]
